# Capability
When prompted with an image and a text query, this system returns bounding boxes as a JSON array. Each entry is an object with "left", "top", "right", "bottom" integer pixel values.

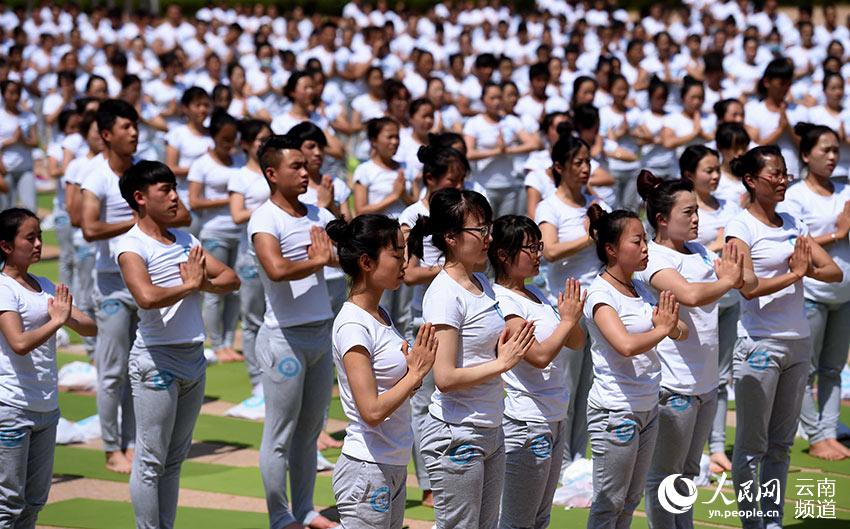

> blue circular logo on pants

[
  {"left": 369, "top": 485, "right": 391, "bottom": 513},
  {"left": 277, "top": 357, "right": 301, "bottom": 378},
  {"left": 449, "top": 443, "right": 475, "bottom": 465},
  {"left": 100, "top": 298, "right": 122, "bottom": 316},
  {"left": 0, "top": 429, "right": 25, "bottom": 448},
  {"left": 748, "top": 350, "right": 770, "bottom": 372},
  {"left": 530, "top": 434, "right": 553, "bottom": 459},
  {"left": 612, "top": 419, "right": 637, "bottom": 443},
  {"left": 668, "top": 394, "right": 691, "bottom": 412}
]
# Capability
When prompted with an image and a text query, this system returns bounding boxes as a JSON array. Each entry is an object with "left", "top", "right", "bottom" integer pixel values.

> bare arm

[
  {"left": 540, "top": 221, "right": 594, "bottom": 263},
  {"left": 188, "top": 181, "right": 230, "bottom": 211},
  {"left": 229, "top": 192, "right": 252, "bottom": 225},
  {"left": 81, "top": 190, "right": 136, "bottom": 242},
  {"left": 252, "top": 227, "right": 331, "bottom": 282}
]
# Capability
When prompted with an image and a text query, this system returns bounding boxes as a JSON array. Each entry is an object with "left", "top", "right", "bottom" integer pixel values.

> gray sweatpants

[
  {"left": 0, "top": 405, "right": 59, "bottom": 529},
  {"left": 731, "top": 336, "right": 810, "bottom": 529},
  {"left": 710, "top": 302, "right": 739, "bottom": 454},
  {"left": 611, "top": 168, "right": 640, "bottom": 212},
  {"left": 645, "top": 389, "right": 717, "bottom": 529},
  {"left": 235, "top": 250, "right": 264, "bottom": 387},
  {"left": 95, "top": 274, "right": 138, "bottom": 452},
  {"left": 411, "top": 370, "right": 435, "bottom": 490},
  {"left": 561, "top": 331, "right": 592, "bottom": 472},
  {"left": 587, "top": 406, "right": 659, "bottom": 529},
  {"left": 799, "top": 299, "right": 850, "bottom": 444},
  {"left": 0, "top": 169, "right": 36, "bottom": 212},
  {"left": 484, "top": 185, "right": 526, "bottom": 218},
  {"left": 128, "top": 345, "right": 205, "bottom": 529},
  {"left": 54, "top": 212, "right": 74, "bottom": 287},
  {"left": 258, "top": 320, "right": 334, "bottom": 529},
  {"left": 421, "top": 414, "right": 505, "bottom": 529},
  {"left": 332, "top": 454, "right": 407, "bottom": 529},
  {"left": 200, "top": 236, "right": 240, "bottom": 351},
  {"left": 72, "top": 241, "right": 97, "bottom": 357},
  {"left": 500, "top": 417, "right": 566, "bottom": 529}
]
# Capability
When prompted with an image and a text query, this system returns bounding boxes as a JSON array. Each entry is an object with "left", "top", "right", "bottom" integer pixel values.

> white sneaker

[{"left": 317, "top": 450, "right": 335, "bottom": 471}]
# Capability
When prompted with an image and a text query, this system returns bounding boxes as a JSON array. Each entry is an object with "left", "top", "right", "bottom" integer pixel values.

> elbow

[
  {"left": 10, "top": 342, "right": 29, "bottom": 356},
  {"left": 81, "top": 226, "right": 97, "bottom": 242},
  {"left": 135, "top": 298, "right": 155, "bottom": 311},
  {"left": 525, "top": 355, "right": 550, "bottom": 369},
  {"left": 542, "top": 249, "right": 558, "bottom": 262},
  {"left": 361, "top": 410, "right": 386, "bottom": 428}
]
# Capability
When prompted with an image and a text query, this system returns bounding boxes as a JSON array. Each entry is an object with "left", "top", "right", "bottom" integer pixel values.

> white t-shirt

[
  {"left": 399, "top": 200, "right": 443, "bottom": 313},
  {"left": 333, "top": 302, "right": 412, "bottom": 466},
  {"left": 463, "top": 114, "right": 524, "bottom": 189},
  {"left": 115, "top": 227, "right": 207, "bottom": 373},
  {"left": 165, "top": 125, "right": 214, "bottom": 201},
  {"left": 80, "top": 156, "right": 135, "bottom": 274},
  {"left": 352, "top": 160, "right": 411, "bottom": 218},
  {"left": 227, "top": 166, "right": 270, "bottom": 249},
  {"left": 423, "top": 271, "right": 505, "bottom": 427},
  {"left": 599, "top": 106, "right": 642, "bottom": 172},
  {"left": 187, "top": 152, "right": 242, "bottom": 238},
  {"left": 584, "top": 274, "right": 661, "bottom": 412},
  {"left": 300, "top": 177, "right": 351, "bottom": 282},
  {"left": 0, "top": 274, "right": 58, "bottom": 412},
  {"left": 778, "top": 181, "right": 850, "bottom": 303},
  {"left": 744, "top": 100, "right": 807, "bottom": 177},
  {"left": 725, "top": 209, "right": 810, "bottom": 339},
  {"left": 535, "top": 193, "right": 610, "bottom": 292},
  {"left": 664, "top": 111, "right": 709, "bottom": 159},
  {"left": 0, "top": 108, "right": 36, "bottom": 171},
  {"left": 494, "top": 284, "right": 571, "bottom": 422},
  {"left": 715, "top": 174, "right": 748, "bottom": 210},
  {"left": 634, "top": 241, "right": 719, "bottom": 395},
  {"left": 247, "top": 200, "right": 335, "bottom": 328},
  {"left": 696, "top": 197, "right": 740, "bottom": 247},
  {"left": 638, "top": 110, "right": 677, "bottom": 175}
]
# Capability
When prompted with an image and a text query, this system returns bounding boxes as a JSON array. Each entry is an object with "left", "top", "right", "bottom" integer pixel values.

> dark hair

[
  {"left": 730, "top": 145, "right": 784, "bottom": 197},
  {"left": 180, "top": 86, "right": 210, "bottom": 106},
  {"left": 648, "top": 75, "right": 669, "bottom": 100},
  {"left": 713, "top": 98, "right": 741, "bottom": 122},
  {"left": 529, "top": 62, "right": 550, "bottom": 82},
  {"left": 680, "top": 75, "right": 704, "bottom": 99},
  {"left": 407, "top": 188, "right": 492, "bottom": 260},
  {"left": 119, "top": 161, "right": 177, "bottom": 212},
  {"left": 551, "top": 124, "right": 590, "bottom": 186},
  {"left": 85, "top": 75, "right": 106, "bottom": 93},
  {"left": 366, "top": 117, "right": 398, "bottom": 142},
  {"left": 287, "top": 121, "right": 328, "bottom": 148},
  {"left": 474, "top": 53, "right": 498, "bottom": 69},
  {"left": 587, "top": 204, "right": 640, "bottom": 265},
  {"left": 636, "top": 170, "right": 694, "bottom": 231},
  {"left": 257, "top": 134, "right": 301, "bottom": 175},
  {"left": 572, "top": 104, "right": 599, "bottom": 132},
  {"left": 209, "top": 108, "right": 238, "bottom": 138},
  {"left": 679, "top": 145, "right": 719, "bottom": 178},
  {"left": 58, "top": 108, "right": 77, "bottom": 134},
  {"left": 212, "top": 83, "right": 232, "bottom": 105},
  {"left": 419, "top": 136, "right": 470, "bottom": 186},
  {"left": 823, "top": 71, "right": 844, "bottom": 91},
  {"left": 121, "top": 74, "right": 141, "bottom": 91},
  {"left": 95, "top": 98, "right": 139, "bottom": 135},
  {"left": 284, "top": 71, "right": 311, "bottom": 100},
  {"left": 570, "top": 76, "right": 597, "bottom": 108},
  {"left": 488, "top": 215, "right": 542, "bottom": 281},
  {"left": 382, "top": 79, "right": 409, "bottom": 103},
  {"left": 410, "top": 97, "right": 435, "bottom": 117},
  {"left": 0, "top": 208, "right": 38, "bottom": 259},
  {"left": 239, "top": 119, "right": 271, "bottom": 145},
  {"left": 541, "top": 111, "right": 569, "bottom": 135},
  {"left": 326, "top": 214, "right": 401, "bottom": 282},
  {"left": 757, "top": 58, "right": 794, "bottom": 99},
  {"left": 80, "top": 110, "right": 98, "bottom": 139},
  {"left": 794, "top": 122, "right": 839, "bottom": 157},
  {"left": 715, "top": 122, "right": 751, "bottom": 150}
]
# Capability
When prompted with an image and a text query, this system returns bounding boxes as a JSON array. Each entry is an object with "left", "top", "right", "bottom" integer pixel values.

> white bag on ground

[
  {"left": 225, "top": 394, "right": 266, "bottom": 420},
  {"left": 76, "top": 414, "right": 102, "bottom": 441},
  {"left": 695, "top": 453, "right": 711, "bottom": 486},
  {"left": 55, "top": 417, "right": 86, "bottom": 444},
  {"left": 57, "top": 361, "right": 97, "bottom": 391},
  {"left": 553, "top": 458, "right": 594, "bottom": 508}
]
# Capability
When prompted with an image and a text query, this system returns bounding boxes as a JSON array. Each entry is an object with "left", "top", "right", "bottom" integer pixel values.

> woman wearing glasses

[
  {"left": 536, "top": 131, "right": 610, "bottom": 474},
  {"left": 633, "top": 171, "right": 748, "bottom": 528},
  {"left": 488, "top": 215, "right": 586, "bottom": 528},
  {"left": 725, "top": 146, "right": 841, "bottom": 527},
  {"left": 407, "top": 188, "right": 536, "bottom": 528},
  {"left": 778, "top": 124, "right": 850, "bottom": 461}
]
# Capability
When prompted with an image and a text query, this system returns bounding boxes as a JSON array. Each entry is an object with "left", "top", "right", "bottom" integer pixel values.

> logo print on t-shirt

[
  {"left": 747, "top": 350, "right": 771, "bottom": 372},
  {"left": 668, "top": 394, "right": 691, "bottom": 412},
  {"left": 787, "top": 235, "right": 797, "bottom": 247},
  {"left": 612, "top": 419, "right": 638, "bottom": 443},
  {"left": 494, "top": 301, "right": 504, "bottom": 318},
  {"left": 0, "top": 428, "right": 25, "bottom": 448},
  {"left": 369, "top": 485, "right": 391, "bottom": 513},
  {"left": 277, "top": 357, "right": 302, "bottom": 378},
  {"left": 448, "top": 443, "right": 476, "bottom": 465},
  {"left": 530, "top": 434, "right": 553, "bottom": 459}
]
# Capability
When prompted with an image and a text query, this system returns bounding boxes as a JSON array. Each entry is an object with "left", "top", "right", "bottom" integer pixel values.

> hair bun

[
  {"left": 586, "top": 203, "right": 608, "bottom": 241},
  {"left": 325, "top": 218, "right": 351, "bottom": 244},
  {"left": 635, "top": 169, "right": 662, "bottom": 201}
]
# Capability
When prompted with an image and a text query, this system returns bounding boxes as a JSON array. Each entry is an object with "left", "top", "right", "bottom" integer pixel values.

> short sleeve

[
  {"left": 725, "top": 214, "right": 752, "bottom": 246},
  {"left": 423, "top": 277, "right": 464, "bottom": 328},
  {"left": 494, "top": 291, "right": 525, "bottom": 320},
  {"left": 0, "top": 282, "right": 19, "bottom": 313},
  {"left": 583, "top": 284, "right": 617, "bottom": 320},
  {"left": 335, "top": 321, "right": 375, "bottom": 359},
  {"left": 247, "top": 205, "right": 279, "bottom": 239},
  {"left": 333, "top": 179, "right": 352, "bottom": 204},
  {"left": 534, "top": 199, "right": 558, "bottom": 226},
  {"left": 643, "top": 248, "right": 680, "bottom": 281},
  {"left": 164, "top": 127, "right": 180, "bottom": 147},
  {"left": 80, "top": 171, "right": 106, "bottom": 198},
  {"left": 114, "top": 234, "right": 148, "bottom": 263},
  {"left": 352, "top": 163, "right": 372, "bottom": 186},
  {"left": 186, "top": 156, "right": 206, "bottom": 184}
]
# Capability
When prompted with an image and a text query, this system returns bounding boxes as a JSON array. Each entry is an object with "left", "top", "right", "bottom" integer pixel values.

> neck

[
  {"left": 807, "top": 172, "right": 834, "bottom": 192},
  {"left": 107, "top": 149, "right": 133, "bottom": 175},
  {"left": 654, "top": 231, "right": 687, "bottom": 253},
  {"left": 374, "top": 154, "right": 394, "bottom": 168},
  {"left": 292, "top": 104, "right": 309, "bottom": 117},
  {"left": 348, "top": 281, "right": 383, "bottom": 315},
  {"left": 606, "top": 262, "right": 635, "bottom": 284},
  {"left": 212, "top": 148, "right": 232, "bottom": 165},
  {"left": 444, "top": 259, "right": 476, "bottom": 283},
  {"left": 246, "top": 157, "right": 261, "bottom": 172},
  {"left": 137, "top": 212, "right": 171, "bottom": 239},
  {"left": 497, "top": 273, "right": 526, "bottom": 291},
  {"left": 559, "top": 182, "right": 584, "bottom": 203},
  {"left": 188, "top": 121, "right": 205, "bottom": 134},
  {"left": 270, "top": 191, "right": 303, "bottom": 214},
  {"left": 749, "top": 196, "right": 777, "bottom": 222},
  {"left": 1, "top": 260, "right": 26, "bottom": 280}
]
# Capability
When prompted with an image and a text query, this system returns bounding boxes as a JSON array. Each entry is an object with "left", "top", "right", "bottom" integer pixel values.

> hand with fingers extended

[
  {"left": 788, "top": 236, "right": 812, "bottom": 279},
  {"left": 835, "top": 201, "right": 850, "bottom": 240},
  {"left": 558, "top": 278, "right": 586, "bottom": 326},
  {"left": 651, "top": 290, "right": 679, "bottom": 336},
  {"left": 48, "top": 283, "right": 73, "bottom": 325},
  {"left": 496, "top": 320, "right": 536, "bottom": 372},
  {"left": 179, "top": 245, "right": 206, "bottom": 290},
  {"left": 402, "top": 322, "right": 438, "bottom": 381},
  {"left": 715, "top": 242, "right": 744, "bottom": 289},
  {"left": 307, "top": 226, "right": 334, "bottom": 267},
  {"left": 316, "top": 175, "right": 335, "bottom": 209}
]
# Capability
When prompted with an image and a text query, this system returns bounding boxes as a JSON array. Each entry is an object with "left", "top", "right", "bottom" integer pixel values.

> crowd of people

[{"left": 1, "top": 1, "right": 850, "bottom": 529}]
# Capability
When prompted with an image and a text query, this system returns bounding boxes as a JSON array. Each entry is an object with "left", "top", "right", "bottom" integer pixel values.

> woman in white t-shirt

[
  {"left": 228, "top": 119, "right": 272, "bottom": 392},
  {"left": 714, "top": 122, "right": 752, "bottom": 209},
  {"left": 164, "top": 87, "right": 214, "bottom": 210},
  {"left": 0, "top": 208, "right": 95, "bottom": 527},
  {"left": 489, "top": 215, "right": 585, "bottom": 529},
  {"left": 779, "top": 124, "right": 850, "bottom": 461},
  {"left": 353, "top": 117, "right": 416, "bottom": 218},
  {"left": 397, "top": 98, "right": 436, "bottom": 189},
  {"left": 426, "top": 77, "right": 463, "bottom": 134},
  {"left": 351, "top": 66, "right": 387, "bottom": 161},
  {"left": 408, "top": 188, "right": 535, "bottom": 529},
  {"left": 327, "top": 214, "right": 437, "bottom": 529},
  {"left": 804, "top": 73, "right": 850, "bottom": 181},
  {"left": 583, "top": 204, "right": 685, "bottom": 529},
  {"left": 0, "top": 80, "right": 39, "bottom": 211},
  {"left": 725, "top": 146, "right": 841, "bottom": 527},
  {"left": 634, "top": 78, "right": 677, "bottom": 179},
  {"left": 600, "top": 73, "right": 642, "bottom": 211},
  {"left": 465, "top": 82, "right": 538, "bottom": 217},
  {"left": 678, "top": 145, "right": 743, "bottom": 474},
  {"left": 660, "top": 76, "right": 713, "bottom": 162},
  {"left": 188, "top": 109, "right": 244, "bottom": 363},
  {"left": 524, "top": 112, "right": 570, "bottom": 219},
  {"left": 633, "top": 171, "right": 747, "bottom": 528}
]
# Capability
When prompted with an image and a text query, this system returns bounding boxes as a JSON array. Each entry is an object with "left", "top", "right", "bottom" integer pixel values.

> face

[
  {"left": 502, "top": 85, "right": 519, "bottom": 110},
  {"left": 103, "top": 116, "right": 139, "bottom": 156},
  {"left": 214, "top": 123, "right": 238, "bottom": 157},
  {"left": 556, "top": 144, "right": 591, "bottom": 188},
  {"left": 292, "top": 76, "right": 316, "bottom": 107},
  {"left": 368, "top": 230, "right": 407, "bottom": 290},
  {"left": 3, "top": 82, "right": 20, "bottom": 105},
  {"left": 804, "top": 132, "right": 839, "bottom": 179},
  {"left": 530, "top": 76, "right": 547, "bottom": 97},
  {"left": 374, "top": 123, "right": 400, "bottom": 159},
  {"left": 650, "top": 87, "right": 668, "bottom": 112},
  {"left": 504, "top": 232, "right": 542, "bottom": 280},
  {"left": 547, "top": 114, "right": 569, "bottom": 143},
  {"left": 610, "top": 79, "right": 628, "bottom": 103},
  {"left": 575, "top": 81, "right": 596, "bottom": 106},
  {"left": 85, "top": 121, "right": 104, "bottom": 152},
  {"left": 388, "top": 93, "right": 409, "bottom": 119},
  {"left": 122, "top": 82, "right": 141, "bottom": 104},
  {"left": 683, "top": 85, "right": 705, "bottom": 113},
  {"left": 688, "top": 154, "right": 721, "bottom": 195},
  {"left": 660, "top": 191, "right": 699, "bottom": 242},
  {"left": 607, "top": 218, "right": 648, "bottom": 271},
  {"left": 746, "top": 155, "right": 788, "bottom": 203},
  {"left": 88, "top": 79, "right": 108, "bottom": 101},
  {"left": 244, "top": 127, "right": 272, "bottom": 161},
  {"left": 0, "top": 216, "right": 41, "bottom": 265},
  {"left": 411, "top": 104, "right": 435, "bottom": 134},
  {"left": 449, "top": 213, "right": 492, "bottom": 268},
  {"left": 431, "top": 161, "right": 467, "bottom": 191},
  {"left": 367, "top": 70, "right": 383, "bottom": 92},
  {"left": 825, "top": 77, "right": 844, "bottom": 106},
  {"left": 427, "top": 79, "right": 445, "bottom": 103},
  {"left": 300, "top": 139, "right": 325, "bottom": 172},
  {"left": 482, "top": 86, "right": 502, "bottom": 114},
  {"left": 722, "top": 102, "right": 744, "bottom": 124},
  {"left": 186, "top": 97, "right": 211, "bottom": 125},
  {"left": 136, "top": 182, "right": 179, "bottom": 221},
  {"left": 764, "top": 76, "right": 791, "bottom": 100},
  {"left": 269, "top": 149, "right": 309, "bottom": 196}
]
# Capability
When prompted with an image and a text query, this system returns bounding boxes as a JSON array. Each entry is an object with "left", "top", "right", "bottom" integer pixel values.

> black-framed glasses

[
  {"left": 521, "top": 242, "right": 545, "bottom": 254},
  {"left": 459, "top": 224, "right": 492, "bottom": 238}
]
